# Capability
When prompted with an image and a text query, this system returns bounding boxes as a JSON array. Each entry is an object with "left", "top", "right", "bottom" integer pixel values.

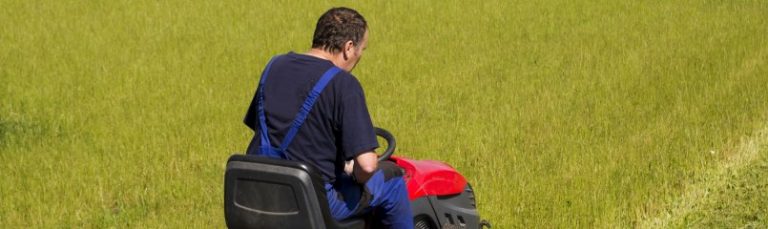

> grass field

[{"left": 2, "top": 0, "right": 768, "bottom": 228}]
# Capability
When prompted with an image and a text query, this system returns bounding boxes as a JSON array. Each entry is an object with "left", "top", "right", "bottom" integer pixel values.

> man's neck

[{"left": 305, "top": 48, "right": 344, "bottom": 68}]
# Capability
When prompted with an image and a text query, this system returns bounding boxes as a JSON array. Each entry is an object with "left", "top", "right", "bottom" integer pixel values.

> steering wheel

[{"left": 374, "top": 127, "right": 396, "bottom": 161}]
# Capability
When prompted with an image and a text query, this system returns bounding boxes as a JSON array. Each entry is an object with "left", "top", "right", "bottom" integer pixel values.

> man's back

[{"left": 243, "top": 52, "right": 378, "bottom": 182}]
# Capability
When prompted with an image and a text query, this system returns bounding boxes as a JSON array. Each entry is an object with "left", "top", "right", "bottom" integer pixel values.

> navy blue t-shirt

[{"left": 244, "top": 52, "right": 379, "bottom": 182}]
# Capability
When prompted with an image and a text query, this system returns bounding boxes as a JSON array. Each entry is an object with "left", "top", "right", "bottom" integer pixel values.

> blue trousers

[{"left": 325, "top": 162, "right": 413, "bottom": 228}]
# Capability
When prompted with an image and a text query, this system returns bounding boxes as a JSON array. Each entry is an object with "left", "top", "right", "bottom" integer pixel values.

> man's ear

[{"left": 342, "top": 40, "right": 354, "bottom": 60}]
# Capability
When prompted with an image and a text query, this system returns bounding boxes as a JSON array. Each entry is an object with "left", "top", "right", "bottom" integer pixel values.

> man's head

[{"left": 311, "top": 7, "right": 368, "bottom": 72}]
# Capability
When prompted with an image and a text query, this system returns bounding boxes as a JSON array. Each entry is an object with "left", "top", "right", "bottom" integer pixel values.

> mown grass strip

[
  {"left": 640, "top": 46, "right": 768, "bottom": 227},
  {"left": 675, "top": 148, "right": 768, "bottom": 228},
  {"left": 641, "top": 121, "right": 768, "bottom": 228}
]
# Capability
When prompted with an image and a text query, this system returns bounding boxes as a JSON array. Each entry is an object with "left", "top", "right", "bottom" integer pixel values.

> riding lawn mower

[{"left": 224, "top": 127, "right": 491, "bottom": 228}]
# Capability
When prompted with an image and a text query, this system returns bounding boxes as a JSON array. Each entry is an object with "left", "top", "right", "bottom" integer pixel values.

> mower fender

[{"left": 391, "top": 156, "right": 468, "bottom": 200}]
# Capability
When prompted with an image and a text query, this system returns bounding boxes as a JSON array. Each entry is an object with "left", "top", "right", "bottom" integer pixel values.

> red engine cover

[{"left": 391, "top": 156, "right": 467, "bottom": 200}]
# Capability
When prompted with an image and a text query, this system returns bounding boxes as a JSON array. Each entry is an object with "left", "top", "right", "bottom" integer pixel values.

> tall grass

[{"left": 1, "top": 0, "right": 767, "bottom": 227}]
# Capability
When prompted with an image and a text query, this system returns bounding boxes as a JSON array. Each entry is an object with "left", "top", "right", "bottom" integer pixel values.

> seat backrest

[{"left": 224, "top": 154, "right": 331, "bottom": 228}]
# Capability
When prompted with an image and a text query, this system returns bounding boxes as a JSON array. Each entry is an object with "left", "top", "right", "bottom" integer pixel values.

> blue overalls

[{"left": 252, "top": 56, "right": 413, "bottom": 228}]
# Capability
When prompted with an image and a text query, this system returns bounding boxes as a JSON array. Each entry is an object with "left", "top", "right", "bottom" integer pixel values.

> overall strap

[
  {"left": 279, "top": 66, "right": 342, "bottom": 152},
  {"left": 256, "top": 56, "right": 280, "bottom": 158}
]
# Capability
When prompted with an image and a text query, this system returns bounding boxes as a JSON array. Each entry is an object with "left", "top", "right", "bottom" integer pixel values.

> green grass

[{"left": 2, "top": 0, "right": 768, "bottom": 228}]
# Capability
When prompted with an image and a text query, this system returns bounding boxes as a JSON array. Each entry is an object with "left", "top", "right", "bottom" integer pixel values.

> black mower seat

[{"left": 224, "top": 154, "right": 365, "bottom": 229}]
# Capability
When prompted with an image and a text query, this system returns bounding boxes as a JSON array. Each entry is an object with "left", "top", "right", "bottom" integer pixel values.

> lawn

[{"left": 2, "top": 0, "right": 767, "bottom": 227}]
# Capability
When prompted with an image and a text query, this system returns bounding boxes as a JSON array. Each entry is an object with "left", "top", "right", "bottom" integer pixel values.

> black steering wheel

[{"left": 374, "top": 127, "right": 396, "bottom": 161}]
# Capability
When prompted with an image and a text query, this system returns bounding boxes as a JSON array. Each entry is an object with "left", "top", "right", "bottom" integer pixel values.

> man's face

[{"left": 343, "top": 30, "right": 368, "bottom": 72}]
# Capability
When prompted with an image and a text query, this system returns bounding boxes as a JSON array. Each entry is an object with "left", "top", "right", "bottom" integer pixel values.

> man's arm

[{"left": 352, "top": 151, "right": 378, "bottom": 184}]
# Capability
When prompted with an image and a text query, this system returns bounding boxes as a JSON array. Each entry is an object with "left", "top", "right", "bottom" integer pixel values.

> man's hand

[
  {"left": 344, "top": 160, "right": 355, "bottom": 175},
  {"left": 352, "top": 151, "right": 378, "bottom": 184}
]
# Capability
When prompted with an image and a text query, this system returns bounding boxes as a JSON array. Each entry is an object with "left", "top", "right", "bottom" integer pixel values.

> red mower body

[{"left": 391, "top": 156, "right": 468, "bottom": 200}]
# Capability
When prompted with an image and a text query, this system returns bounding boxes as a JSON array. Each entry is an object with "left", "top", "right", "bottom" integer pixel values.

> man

[{"left": 243, "top": 7, "right": 413, "bottom": 228}]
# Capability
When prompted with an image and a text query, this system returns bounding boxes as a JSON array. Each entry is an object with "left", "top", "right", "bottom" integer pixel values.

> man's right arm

[
  {"left": 352, "top": 151, "right": 378, "bottom": 184},
  {"left": 336, "top": 74, "right": 379, "bottom": 184}
]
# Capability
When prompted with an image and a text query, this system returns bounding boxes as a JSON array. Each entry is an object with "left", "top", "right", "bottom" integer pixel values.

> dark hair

[{"left": 311, "top": 7, "right": 367, "bottom": 53}]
